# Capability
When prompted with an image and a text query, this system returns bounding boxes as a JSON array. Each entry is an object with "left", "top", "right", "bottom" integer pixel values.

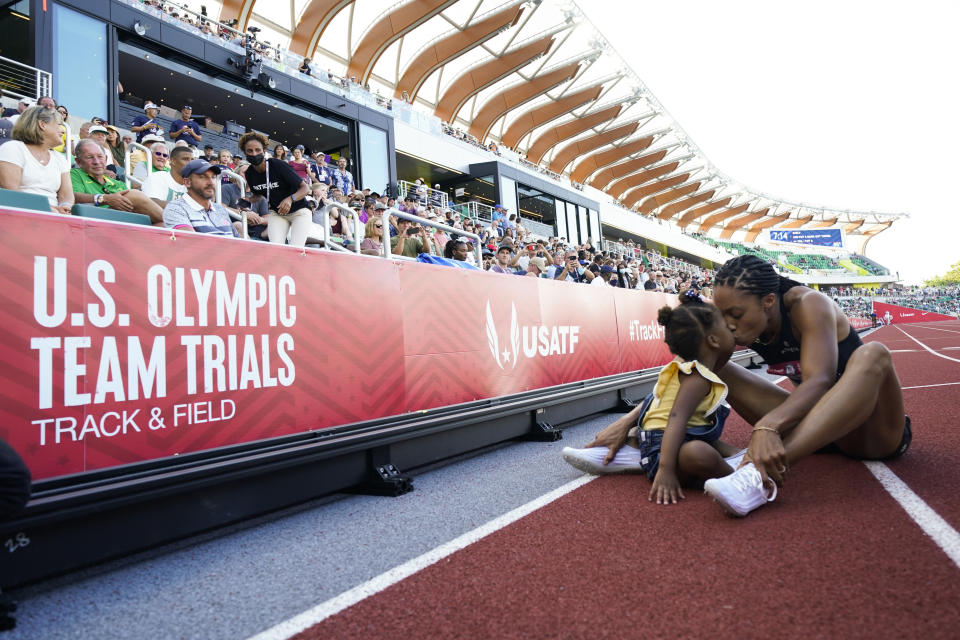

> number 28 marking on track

[{"left": 4, "top": 532, "right": 30, "bottom": 553}]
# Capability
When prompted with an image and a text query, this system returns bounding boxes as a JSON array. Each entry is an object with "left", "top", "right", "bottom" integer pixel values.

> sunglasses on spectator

[
  {"left": 154, "top": 151, "right": 169, "bottom": 157},
  {"left": 374, "top": 224, "right": 383, "bottom": 228}
]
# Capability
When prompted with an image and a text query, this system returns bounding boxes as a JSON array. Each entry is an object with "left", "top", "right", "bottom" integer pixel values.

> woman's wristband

[
  {"left": 752, "top": 426, "right": 780, "bottom": 436},
  {"left": 58, "top": 201, "right": 74, "bottom": 208}
]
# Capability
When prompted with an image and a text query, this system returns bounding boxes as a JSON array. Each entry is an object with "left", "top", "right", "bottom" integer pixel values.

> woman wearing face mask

[{"left": 238, "top": 132, "right": 312, "bottom": 247}]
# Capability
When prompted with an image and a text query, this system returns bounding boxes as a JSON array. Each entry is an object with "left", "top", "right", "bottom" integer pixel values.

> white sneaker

[
  {"left": 703, "top": 463, "right": 777, "bottom": 517},
  {"left": 561, "top": 446, "right": 645, "bottom": 475},
  {"left": 723, "top": 448, "right": 748, "bottom": 470}
]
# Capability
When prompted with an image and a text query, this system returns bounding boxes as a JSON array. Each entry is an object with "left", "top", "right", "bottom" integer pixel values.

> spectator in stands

[
  {"left": 273, "top": 144, "right": 287, "bottom": 161},
  {"left": 331, "top": 156, "right": 355, "bottom": 195},
  {"left": 239, "top": 132, "right": 313, "bottom": 247},
  {"left": 87, "top": 124, "right": 110, "bottom": 149},
  {"left": 130, "top": 102, "right": 163, "bottom": 143},
  {"left": 489, "top": 246, "right": 514, "bottom": 274},
  {"left": 71, "top": 139, "right": 163, "bottom": 223},
  {"left": 37, "top": 96, "right": 56, "bottom": 111},
  {"left": 133, "top": 139, "right": 170, "bottom": 182},
  {"left": 326, "top": 205, "right": 356, "bottom": 249},
  {"left": 592, "top": 265, "right": 618, "bottom": 286},
  {"left": 288, "top": 145, "right": 310, "bottom": 181},
  {"left": 163, "top": 159, "right": 239, "bottom": 237},
  {"left": 202, "top": 145, "right": 216, "bottom": 162},
  {"left": 217, "top": 149, "right": 234, "bottom": 169},
  {"left": 0, "top": 106, "right": 72, "bottom": 213},
  {"left": 391, "top": 218, "right": 435, "bottom": 258},
  {"left": 7, "top": 97, "right": 34, "bottom": 124},
  {"left": 310, "top": 152, "right": 331, "bottom": 185},
  {"left": 361, "top": 217, "right": 384, "bottom": 256},
  {"left": 427, "top": 212, "right": 450, "bottom": 252},
  {"left": 526, "top": 256, "right": 548, "bottom": 278},
  {"left": 443, "top": 237, "right": 470, "bottom": 262},
  {"left": 103, "top": 125, "right": 126, "bottom": 168},
  {"left": 55, "top": 104, "right": 69, "bottom": 121},
  {"left": 141, "top": 145, "right": 192, "bottom": 204},
  {"left": 492, "top": 203, "right": 506, "bottom": 223},
  {"left": 554, "top": 251, "right": 594, "bottom": 283},
  {"left": 0, "top": 111, "right": 11, "bottom": 148},
  {"left": 170, "top": 105, "right": 202, "bottom": 148},
  {"left": 299, "top": 57, "right": 312, "bottom": 76}
]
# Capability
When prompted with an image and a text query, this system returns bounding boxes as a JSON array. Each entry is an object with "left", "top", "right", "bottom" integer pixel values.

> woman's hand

[
  {"left": 744, "top": 428, "right": 788, "bottom": 486},
  {"left": 649, "top": 468, "right": 685, "bottom": 505},
  {"left": 277, "top": 196, "right": 293, "bottom": 215},
  {"left": 584, "top": 418, "right": 632, "bottom": 465}
]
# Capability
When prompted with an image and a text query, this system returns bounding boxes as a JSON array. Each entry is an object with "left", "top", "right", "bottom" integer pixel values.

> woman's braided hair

[
  {"left": 656, "top": 289, "right": 718, "bottom": 361},
  {"left": 714, "top": 255, "right": 801, "bottom": 297}
]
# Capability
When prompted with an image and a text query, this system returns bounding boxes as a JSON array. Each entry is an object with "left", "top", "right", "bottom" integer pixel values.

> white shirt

[
  {"left": 141, "top": 170, "right": 186, "bottom": 201},
  {"left": 591, "top": 276, "right": 609, "bottom": 286},
  {"left": 0, "top": 140, "right": 69, "bottom": 206}
]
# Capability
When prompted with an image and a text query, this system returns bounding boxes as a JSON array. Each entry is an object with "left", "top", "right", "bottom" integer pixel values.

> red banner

[
  {"left": 849, "top": 317, "right": 873, "bottom": 330},
  {"left": 0, "top": 208, "right": 681, "bottom": 480},
  {"left": 873, "top": 301, "right": 957, "bottom": 324}
]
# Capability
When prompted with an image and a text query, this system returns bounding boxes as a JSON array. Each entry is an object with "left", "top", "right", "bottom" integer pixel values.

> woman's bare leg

[
  {"left": 782, "top": 342, "right": 905, "bottom": 463},
  {"left": 717, "top": 361, "right": 791, "bottom": 426}
]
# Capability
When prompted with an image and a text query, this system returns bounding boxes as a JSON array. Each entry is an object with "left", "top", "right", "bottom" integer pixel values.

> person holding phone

[
  {"left": 555, "top": 250, "right": 594, "bottom": 283},
  {"left": 390, "top": 218, "right": 436, "bottom": 258}
]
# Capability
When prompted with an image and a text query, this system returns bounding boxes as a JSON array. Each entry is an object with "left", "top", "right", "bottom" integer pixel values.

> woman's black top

[
  {"left": 751, "top": 287, "right": 862, "bottom": 385},
  {"left": 245, "top": 158, "right": 308, "bottom": 212}
]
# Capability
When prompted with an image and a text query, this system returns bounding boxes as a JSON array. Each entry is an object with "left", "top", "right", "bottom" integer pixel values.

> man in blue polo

[
  {"left": 163, "top": 159, "right": 239, "bottom": 237},
  {"left": 170, "top": 105, "right": 202, "bottom": 148},
  {"left": 130, "top": 102, "right": 164, "bottom": 143}
]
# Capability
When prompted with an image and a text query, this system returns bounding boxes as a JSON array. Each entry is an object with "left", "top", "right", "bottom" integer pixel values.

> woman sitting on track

[{"left": 587, "top": 254, "right": 911, "bottom": 517}]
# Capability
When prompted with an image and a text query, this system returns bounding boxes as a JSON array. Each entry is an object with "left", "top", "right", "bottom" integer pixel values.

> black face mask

[{"left": 246, "top": 153, "right": 265, "bottom": 166}]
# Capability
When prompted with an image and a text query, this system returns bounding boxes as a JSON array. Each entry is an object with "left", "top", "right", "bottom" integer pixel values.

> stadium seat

[
  {"left": 0, "top": 187, "right": 52, "bottom": 212},
  {"left": 71, "top": 204, "right": 152, "bottom": 226}
]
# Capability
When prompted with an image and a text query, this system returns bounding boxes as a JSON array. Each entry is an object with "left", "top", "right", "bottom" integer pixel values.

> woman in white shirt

[{"left": 0, "top": 106, "right": 72, "bottom": 213}]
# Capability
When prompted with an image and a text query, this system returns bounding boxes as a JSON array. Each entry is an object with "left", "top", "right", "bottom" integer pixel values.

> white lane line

[
  {"left": 895, "top": 326, "right": 960, "bottom": 364},
  {"left": 912, "top": 325, "right": 960, "bottom": 335},
  {"left": 902, "top": 381, "right": 960, "bottom": 390},
  {"left": 247, "top": 474, "right": 596, "bottom": 640},
  {"left": 863, "top": 462, "right": 960, "bottom": 569}
]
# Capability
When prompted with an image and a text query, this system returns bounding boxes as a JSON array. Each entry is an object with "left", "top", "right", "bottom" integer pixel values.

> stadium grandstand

[{"left": 0, "top": 0, "right": 957, "bottom": 637}]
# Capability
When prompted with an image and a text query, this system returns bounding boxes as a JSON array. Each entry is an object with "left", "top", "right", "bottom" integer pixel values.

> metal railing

[
  {"left": 124, "top": 142, "right": 154, "bottom": 189},
  {"left": 397, "top": 180, "right": 448, "bottom": 210},
  {"left": 215, "top": 169, "right": 249, "bottom": 239},
  {"left": 0, "top": 55, "right": 52, "bottom": 101},
  {"left": 382, "top": 208, "right": 482, "bottom": 265},
  {"left": 451, "top": 200, "right": 496, "bottom": 223},
  {"left": 320, "top": 203, "right": 363, "bottom": 255}
]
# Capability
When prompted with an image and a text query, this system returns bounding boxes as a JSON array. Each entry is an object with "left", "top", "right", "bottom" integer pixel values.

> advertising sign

[
  {"left": 768, "top": 228, "right": 843, "bottom": 247},
  {"left": 873, "top": 301, "right": 957, "bottom": 324}
]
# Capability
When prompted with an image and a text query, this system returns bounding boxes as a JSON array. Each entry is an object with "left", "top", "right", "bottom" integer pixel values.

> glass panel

[
  {"left": 358, "top": 122, "right": 389, "bottom": 195},
  {"left": 554, "top": 199, "right": 567, "bottom": 241},
  {"left": 499, "top": 175, "right": 518, "bottom": 219},
  {"left": 565, "top": 202, "right": 579, "bottom": 245},
  {"left": 53, "top": 4, "right": 107, "bottom": 121},
  {"left": 588, "top": 209, "right": 602, "bottom": 249},
  {"left": 0, "top": 0, "right": 32, "bottom": 69},
  {"left": 578, "top": 205, "right": 589, "bottom": 246}
]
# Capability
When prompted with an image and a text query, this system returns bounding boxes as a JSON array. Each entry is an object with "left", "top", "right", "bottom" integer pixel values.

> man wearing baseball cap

[
  {"left": 162, "top": 159, "right": 239, "bottom": 237},
  {"left": 130, "top": 102, "right": 163, "bottom": 143},
  {"left": 7, "top": 97, "right": 35, "bottom": 124},
  {"left": 170, "top": 105, "right": 202, "bottom": 148}
]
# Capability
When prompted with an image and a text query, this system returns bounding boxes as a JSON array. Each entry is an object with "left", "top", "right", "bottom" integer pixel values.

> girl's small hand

[{"left": 649, "top": 468, "right": 685, "bottom": 505}]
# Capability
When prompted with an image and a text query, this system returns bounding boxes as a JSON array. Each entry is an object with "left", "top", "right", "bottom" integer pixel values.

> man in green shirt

[
  {"left": 71, "top": 140, "right": 164, "bottom": 224},
  {"left": 391, "top": 218, "right": 438, "bottom": 258}
]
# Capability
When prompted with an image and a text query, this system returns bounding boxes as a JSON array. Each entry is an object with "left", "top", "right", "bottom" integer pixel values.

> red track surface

[{"left": 292, "top": 322, "right": 960, "bottom": 639}]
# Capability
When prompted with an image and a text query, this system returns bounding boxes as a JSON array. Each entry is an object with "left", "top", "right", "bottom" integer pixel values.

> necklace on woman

[
  {"left": 30, "top": 147, "right": 51, "bottom": 166},
  {"left": 754, "top": 331, "right": 776, "bottom": 347}
]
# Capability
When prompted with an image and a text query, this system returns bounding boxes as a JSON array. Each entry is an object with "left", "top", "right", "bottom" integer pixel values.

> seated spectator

[
  {"left": 7, "top": 97, "right": 34, "bottom": 124},
  {"left": 492, "top": 203, "right": 506, "bottom": 223},
  {"left": 71, "top": 139, "right": 163, "bottom": 223},
  {"left": 202, "top": 145, "right": 216, "bottom": 162},
  {"left": 170, "top": 105, "right": 202, "bottom": 148},
  {"left": 481, "top": 248, "right": 495, "bottom": 270},
  {"left": 288, "top": 145, "right": 310, "bottom": 181},
  {"left": 326, "top": 205, "right": 356, "bottom": 249},
  {"left": 489, "top": 246, "right": 514, "bottom": 274},
  {"left": 526, "top": 257, "right": 548, "bottom": 278},
  {"left": 239, "top": 132, "right": 313, "bottom": 247},
  {"left": 217, "top": 149, "right": 235, "bottom": 170},
  {"left": 361, "top": 217, "right": 384, "bottom": 256},
  {"left": 104, "top": 125, "right": 126, "bottom": 168},
  {"left": 359, "top": 198, "right": 378, "bottom": 224},
  {"left": 141, "top": 145, "right": 192, "bottom": 204},
  {"left": 443, "top": 236, "right": 470, "bottom": 262},
  {"left": 430, "top": 183, "right": 444, "bottom": 206},
  {"left": 554, "top": 251, "right": 594, "bottom": 283},
  {"left": 133, "top": 140, "right": 171, "bottom": 183},
  {"left": 55, "top": 104, "right": 69, "bottom": 121},
  {"left": 299, "top": 58, "right": 312, "bottom": 76},
  {"left": 163, "top": 159, "right": 239, "bottom": 237},
  {"left": 391, "top": 218, "right": 436, "bottom": 258},
  {"left": 0, "top": 106, "right": 72, "bottom": 213},
  {"left": 427, "top": 212, "right": 450, "bottom": 251},
  {"left": 130, "top": 102, "right": 164, "bottom": 143},
  {"left": 273, "top": 144, "right": 288, "bottom": 161},
  {"left": 398, "top": 195, "right": 418, "bottom": 213},
  {"left": 592, "top": 264, "right": 619, "bottom": 286}
]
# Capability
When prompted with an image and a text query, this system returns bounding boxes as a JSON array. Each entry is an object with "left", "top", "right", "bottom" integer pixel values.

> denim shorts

[{"left": 635, "top": 393, "right": 730, "bottom": 480}]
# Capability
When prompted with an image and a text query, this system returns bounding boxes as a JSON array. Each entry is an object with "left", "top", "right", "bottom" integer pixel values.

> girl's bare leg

[{"left": 717, "top": 361, "right": 790, "bottom": 426}]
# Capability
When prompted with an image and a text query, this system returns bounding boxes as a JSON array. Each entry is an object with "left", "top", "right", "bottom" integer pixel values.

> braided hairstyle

[
  {"left": 656, "top": 289, "right": 720, "bottom": 361},
  {"left": 714, "top": 254, "right": 801, "bottom": 297}
]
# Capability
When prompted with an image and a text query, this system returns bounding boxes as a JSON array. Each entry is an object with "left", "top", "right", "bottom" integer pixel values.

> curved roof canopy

[{"left": 215, "top": 0, "right": 906, "bottom": 240}]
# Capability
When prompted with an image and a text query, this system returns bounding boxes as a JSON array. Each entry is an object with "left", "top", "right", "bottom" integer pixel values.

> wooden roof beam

[
  {"left": 499, "top": 83, "right": 603, "bottom": 149},
  {"left": 524, "top": 104, "right": 622, "bottom": 165}
]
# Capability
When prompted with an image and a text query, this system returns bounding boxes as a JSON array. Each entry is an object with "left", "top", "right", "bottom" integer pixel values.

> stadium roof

[{"left": 208, "top": 0, "right": 905, "bottom": 243}]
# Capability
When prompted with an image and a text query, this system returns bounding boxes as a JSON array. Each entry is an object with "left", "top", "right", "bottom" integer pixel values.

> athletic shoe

[
  {"left": 561, "top": 445, "right": 645, "bottom": 475},
  {"left": 723, "top": 447, "right": 748, "bottom": 470},
  {"left": 703, "top": 462, "right": 777, "bottom": 517}
]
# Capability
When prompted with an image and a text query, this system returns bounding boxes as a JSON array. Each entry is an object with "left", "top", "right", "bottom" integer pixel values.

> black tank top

[{"left": 750, "top": 288, "right": 862, "bottom": 385}]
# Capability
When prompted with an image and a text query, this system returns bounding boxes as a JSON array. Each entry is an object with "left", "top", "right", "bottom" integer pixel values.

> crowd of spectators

[{"left": 830, "top": 284, "right": 960, "bottom": 319}]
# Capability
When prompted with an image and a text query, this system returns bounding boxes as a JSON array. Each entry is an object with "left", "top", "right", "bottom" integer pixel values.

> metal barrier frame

[
  {"left": 320, "top": 202, "right": 363, "bottom": 255},
  {"left": 382, "top": 207, "right": 482, "bottom": 264},
  {"left": 216, "top": 169, "right": 249, "bottom": 239},
  {"left": 124, "top": 141, "right": 154, "bottom": 189}
]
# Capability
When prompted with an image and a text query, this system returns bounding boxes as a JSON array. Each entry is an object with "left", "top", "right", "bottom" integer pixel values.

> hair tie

[{"left": 684, "top": 289, "right": 704, "bottom": 302}]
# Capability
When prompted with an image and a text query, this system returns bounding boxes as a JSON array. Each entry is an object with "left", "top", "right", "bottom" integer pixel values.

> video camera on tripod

[{"left": 228, "top": 26, "right": 263, "bottom": 76}]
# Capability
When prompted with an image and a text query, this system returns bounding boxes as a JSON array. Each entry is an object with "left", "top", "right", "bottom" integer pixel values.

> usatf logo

[
  {"left": 484, "top": 301, "right": 580, "bottom": 370},
  {"left": 627, "top": 319, "right": 665, "bottom": 342}
]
